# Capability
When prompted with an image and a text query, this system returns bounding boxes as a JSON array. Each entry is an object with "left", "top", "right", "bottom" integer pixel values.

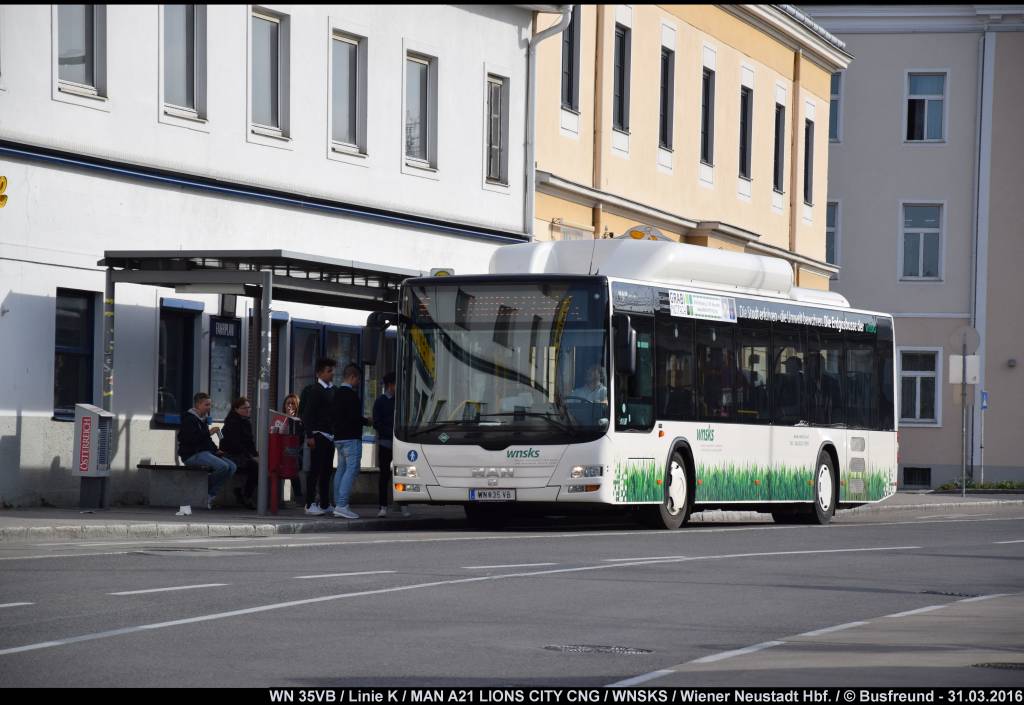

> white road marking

[
  {"left": 602, "top": 556, "right": 686, "bottom": 562},
  {"left": 958, "top": 593, "right": 1011, "bottom": 603},
  {"left": 293, "top": 571, "right": 394, "bottom": 580},
  {"left": 109, "top": 583, "right": 229, "bottom": 596},
  {"left": 463, "top": 563, "right": 558, "bottom": 570},
  {"left": 918, "top": 513, "right": 992, "bottom": 520},
  {"left": 796, "top": 620, "right": 868, "bottom": 637},
  {"left": 3, "top": 514, "right": 1021, "bottom": 562},
  {"left": 608, "top": 669, "right": 677, "bottom": 687},
  {"left": 994, "top": 539, "right": 1024, "bottom": 544},
  {"left": 0, "top": 545, "right": 920, "bottom": 657},
  {"left": 883, "top": 604, "right": 946, "bottom": 618},
  {"left": 0, "top": 603, "right": 34, "bottom": 609},
  {"left": 689, "top": 640, "right": 787, "bottom": 664}
]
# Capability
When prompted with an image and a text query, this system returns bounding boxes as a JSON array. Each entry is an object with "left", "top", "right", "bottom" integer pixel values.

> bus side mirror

[{"left": 613, "top": 313, "right": 636, "bottom": 376}]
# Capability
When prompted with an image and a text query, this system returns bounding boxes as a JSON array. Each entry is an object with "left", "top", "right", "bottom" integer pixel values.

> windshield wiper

[
  {"left": 405, "top": 419, "right": 480, "bottom": 439},
  {"left": 476, "top": 412, "right": 574, "bottom": 435}
]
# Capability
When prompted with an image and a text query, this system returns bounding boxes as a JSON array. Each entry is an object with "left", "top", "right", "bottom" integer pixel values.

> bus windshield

[{"left": 396, "top": 277, "right": 609, "bottom": 445}]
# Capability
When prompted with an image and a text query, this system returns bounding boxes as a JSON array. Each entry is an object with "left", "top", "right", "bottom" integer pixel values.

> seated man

[
  {"left": 178, "top": 392, "right": 237, "bottom": 510},
  {"left": 570, "top": 364, "right": 609, "bottom": 404},
  {"left": 221, "top": 396, "right": 258, "bottom": 509}
]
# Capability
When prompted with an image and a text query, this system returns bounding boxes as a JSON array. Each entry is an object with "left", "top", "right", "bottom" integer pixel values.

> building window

[
  {"left": 659, "top": 47, "right": 674, "bottom": 150},
  {"left": 164, "top": 5, "right": 195, "bottom": 110},
  {"left": 54, "top": 290, "right": 95, "bottom": 418},
  {"left": 58, "top": 5, "right": 95, "bottom": 87},
  {"left": 485, "top": 74, "right": 509, "bottom": 185},
  {"left": 700, "top": 68, "right": 715, "bottom": 165},
  {"left": 404, "top": 52, "right": 437, "bottom": 168},
  {"left": 829, "top": 72, "right": 841, "bottom": 141},
  {"left": 612, "top": 24, "right": 630, "bottom": 132},
  {"left": 773, "top": 103, "right": 785, "bottom": 193},
  {"left": 803, "top": 119, "right": 814, "bottom": 206},
  {"left": 902, "top": 204, "right": 942, "bottom": 279},
  {"left": 899, "top": 350, "right": 938, "bottom": 423},
  {"left": 157, "top": 306, "right": 198, "bottom": 420},
  {"left": 739, "top": 86, "right": 753, "bottom": 179},
  {"left": 907, "top": 73, "right": 945, "bottom": 141},
  {"left": 331, "top": 34, "right": 358, "bottom": 147},
  {"left": 561, "top": 5, "right": 580, "bottom": 112},
  {"left": 56, "top": 4, "right": 106, "bottom": 99},
  {"left": 251, "top": 9, "right": 289, "bottom": 136},
  {"left": 826, "top": 202, "right": 839, "bottom": 271}
]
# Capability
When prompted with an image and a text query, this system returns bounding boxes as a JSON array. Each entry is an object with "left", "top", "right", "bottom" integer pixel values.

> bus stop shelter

[{"left": 97, "top": 250, "right": 423, "bottom": 515}]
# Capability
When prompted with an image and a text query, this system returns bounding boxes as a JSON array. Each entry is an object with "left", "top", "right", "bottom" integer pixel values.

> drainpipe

[
  {"left": 592, "top": 4, "right": 607, "bottom": 237},
  {"left": 525, "top": 5, "right": 573, "bottom": 239},
  {"left": 787, "top": 49, "right": 803, "bottom": 284}
]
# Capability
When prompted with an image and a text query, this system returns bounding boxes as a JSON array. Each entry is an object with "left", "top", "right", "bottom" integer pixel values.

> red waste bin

[{"left": 268, "top": 430, "right": 301, "bottom": 514}]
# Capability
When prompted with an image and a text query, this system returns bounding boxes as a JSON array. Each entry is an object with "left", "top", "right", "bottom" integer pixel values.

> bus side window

[
  {"left": 771, "top": 323, "right": 805, "bottom": 425},
  {"left": 614, "top": 315, "right": 655, "bottom": 431},
  {"left": 697, "top": 321, "right": 735, "bottom": 421},
  {"left": 876, "top": 319, "right": 895, "bottom": 431},
  {"left": 655, "top": 313, "right": 695, "bottom": 421},
  {"left": 806, "top": 330, "right": 845, "bottom": 426},
  {"left": 845, "top": 331, "right": 877, "bottom": 429}
]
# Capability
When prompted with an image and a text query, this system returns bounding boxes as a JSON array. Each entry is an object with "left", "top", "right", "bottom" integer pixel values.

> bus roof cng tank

[{"left": 489, "top": 238, "right": 815, "bottom": 301}]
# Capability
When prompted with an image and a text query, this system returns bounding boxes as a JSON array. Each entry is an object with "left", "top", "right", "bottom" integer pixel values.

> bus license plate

[{"left": 469, "top": 489, "right": 516, "bottom": 501}]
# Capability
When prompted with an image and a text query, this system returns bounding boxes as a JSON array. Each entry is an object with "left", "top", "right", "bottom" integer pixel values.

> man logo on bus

[
  {"left": 696, "top": 427, "right": 715, "bottom": 442},
  {"left": 507, "top": 448, "right": 541, "bottom": 459}
]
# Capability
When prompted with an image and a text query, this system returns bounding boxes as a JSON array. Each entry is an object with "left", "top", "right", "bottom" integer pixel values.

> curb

[{"left": 1, "top": 499, "right": 1022, "bottom": 543}]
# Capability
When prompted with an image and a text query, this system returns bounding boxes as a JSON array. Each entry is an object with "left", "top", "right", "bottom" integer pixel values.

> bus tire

[
  {"left": 643, "top": 452, "right": 691, "bottom": 530},
  {"left": 807, "top": 452, "right": 836, "bottom": 525}
]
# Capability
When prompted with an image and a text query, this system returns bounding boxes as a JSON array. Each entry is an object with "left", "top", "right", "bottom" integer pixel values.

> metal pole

[
  {"left": 980, "top": 402, "right": 985, "bottom": 486},
  {"left": 102, "top": 269, "right": 115, "bottom": 412},
  {"left": 961, "top": 338, "right": 967, "bottom": 498},
  {"left": 256, "top": 272, "right": 273, "bottom": 515}
]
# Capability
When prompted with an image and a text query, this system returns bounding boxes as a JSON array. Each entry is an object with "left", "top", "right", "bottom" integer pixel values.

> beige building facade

[
  {"left": 533, "top": 4, "right": 851, "bottom": 289},
  {"left": 807, "top": 5, "right": 1024, "bottom": 488}
]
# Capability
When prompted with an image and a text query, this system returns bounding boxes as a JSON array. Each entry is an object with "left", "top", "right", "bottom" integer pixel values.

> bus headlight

[
  {"left": 567, "top": 484, "right": 601, "bottom": 493},
  {"left": 394, "top": 483, "right": 421, "bottom": 492},
  {"left": 395, "top": 466, "right": 418, "bottom": 478},
  {"left": 571, "top": 465, "right": 604, "bottom": 478}
]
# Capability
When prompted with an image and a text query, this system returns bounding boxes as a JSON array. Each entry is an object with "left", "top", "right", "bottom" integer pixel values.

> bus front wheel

[{"left": 643, "top": 453, "right": 691, "bottom": 530}]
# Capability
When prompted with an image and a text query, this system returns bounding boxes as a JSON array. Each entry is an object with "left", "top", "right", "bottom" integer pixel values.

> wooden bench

[{"left": 138, "top": 462, "right": 214, "bottom": 508}]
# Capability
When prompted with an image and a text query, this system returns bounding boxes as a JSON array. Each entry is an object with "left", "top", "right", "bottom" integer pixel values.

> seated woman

[{"left": 221, "top": 397, "right": 258, "bottom": 509}]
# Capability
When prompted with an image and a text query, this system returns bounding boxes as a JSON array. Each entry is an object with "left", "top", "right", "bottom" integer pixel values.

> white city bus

[{"left": 390, "top": 237, "right": 897, "bottom": 529}]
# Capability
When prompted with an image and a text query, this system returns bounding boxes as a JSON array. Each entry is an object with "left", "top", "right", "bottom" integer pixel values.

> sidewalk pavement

[{"left": 1, "top": 492, "right": 1022, "bottom": 543}]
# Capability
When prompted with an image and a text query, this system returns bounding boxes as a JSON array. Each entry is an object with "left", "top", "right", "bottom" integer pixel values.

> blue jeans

[
  {"left": 185, "top": 451, "right": 237, "bottom": 498},
  {"left": 333, "top": 439, "right": 362, "bottom": 508}
]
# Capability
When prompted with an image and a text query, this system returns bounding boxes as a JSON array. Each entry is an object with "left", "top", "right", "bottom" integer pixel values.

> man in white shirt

[{"left": 570, "top": 364, "right": 608, "bottom": 404}]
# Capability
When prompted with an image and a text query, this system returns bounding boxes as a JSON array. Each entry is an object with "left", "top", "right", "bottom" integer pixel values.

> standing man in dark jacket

[
  {"left": 372, "top": 372, "right": 407, "bottom": 517},
  {"left": 178, "top": 392, "right": 237, "bottom": 509},
  {"left": 330, "top": 363, "right": 370, "bottom": 519},
  {"left": 221, "top": 396, "right": 258, "bottom": 509},
  {"left": 299, "top": 357, "right": 336, "bottom": 516}
]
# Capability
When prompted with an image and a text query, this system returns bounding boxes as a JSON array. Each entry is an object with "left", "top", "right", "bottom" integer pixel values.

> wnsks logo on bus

[
  {"left": 696, "top": 427, "right": 715, "bottom": 442},
  {"left": 507, "top": 448, "right": 541, "bottom": 459}
]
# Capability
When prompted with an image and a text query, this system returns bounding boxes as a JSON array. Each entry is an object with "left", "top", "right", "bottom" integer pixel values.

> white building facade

[
  {"left": 807, "top": 5, "right": 1024, "bottom": 488},
  {"left": 0, "top": 4, "right": 542, "bottom": 506}
]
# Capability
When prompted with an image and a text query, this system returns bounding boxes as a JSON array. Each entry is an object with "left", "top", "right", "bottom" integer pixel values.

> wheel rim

[
  {"left": 817, "top": 463, "right": 833, "bottom": 512},
  {"left": 666, "top": 461, "right": 687, "bottom": 516}
]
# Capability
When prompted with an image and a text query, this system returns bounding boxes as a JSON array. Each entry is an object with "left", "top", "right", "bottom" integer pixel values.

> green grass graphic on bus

[
  {"left": 612, "top": 461, "right": 893, "bottom": 503},
  {"left": 696, "top": 463, "right": 814, "bottom": 502},
  {"left": 612, "top": 460, "right": 663, "bottom": 503}
]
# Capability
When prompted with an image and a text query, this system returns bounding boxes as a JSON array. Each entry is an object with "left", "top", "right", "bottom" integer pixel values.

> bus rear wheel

[
  {"left": 807, "top": 452, "right": 836, "bottom": 525},
  {"left": 643, "top": 453, "right": 691, "bottom": 530}
]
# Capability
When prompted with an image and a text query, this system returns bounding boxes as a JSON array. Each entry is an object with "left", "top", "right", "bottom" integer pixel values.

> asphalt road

[{"left": 1, "top": 505, "right": 1022, "bottom": 687}]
